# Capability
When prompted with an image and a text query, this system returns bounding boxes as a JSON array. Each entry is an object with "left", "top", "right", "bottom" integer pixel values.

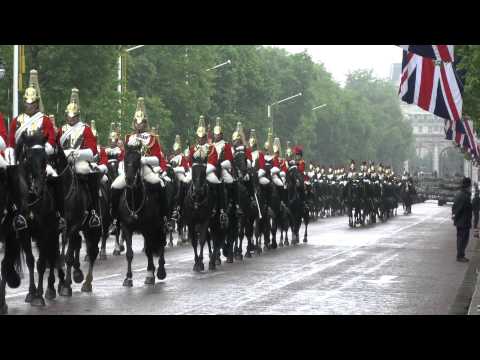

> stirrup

[
  {"left": 89, "top": 210, "right": 101, "bottom": 228},
  {"left": 58, "top": 216, "right": 66, "bottom": 231},
  {"left": 13, "top": 214, "right": 28, "bottom": 231}
]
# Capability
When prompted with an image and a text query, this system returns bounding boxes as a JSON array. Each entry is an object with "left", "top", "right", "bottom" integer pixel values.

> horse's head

[
  {"left": 233, "top": 149, "right": 247, "bottom": 178},
  {"left": 190, "top": 163, "right": 207, "bottom": 201},
  {"left": 124, "top": 144, "right": 142, "bottom": 188},
  {"left": 20, "top": 130, "right": 48, "bottom": 196},
  {"left": 287, "top": 166, "right": 304, "bottom": 191},
  {"left": 107, "top": 159, "right": 119, "bottom": 180}
]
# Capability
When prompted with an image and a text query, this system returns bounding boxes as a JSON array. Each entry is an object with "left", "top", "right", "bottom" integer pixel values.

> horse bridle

[{"left": 124, "top": 154, "right": 146, "bottom": 220}]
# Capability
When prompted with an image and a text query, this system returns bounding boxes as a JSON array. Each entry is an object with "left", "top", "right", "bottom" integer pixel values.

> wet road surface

[{"left": 3, "top": 202, "right": 472, "bottom": 314}]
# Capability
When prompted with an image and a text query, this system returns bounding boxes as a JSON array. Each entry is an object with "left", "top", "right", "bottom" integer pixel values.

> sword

[{"left": 254, "top": 191, "right": 262, "bottom": 219}]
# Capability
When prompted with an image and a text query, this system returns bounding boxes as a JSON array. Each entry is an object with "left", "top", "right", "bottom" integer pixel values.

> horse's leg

[
  {"left": 0, "top": 276, "right": 7, "bottom": 314},
  {"left": 99, "top": 229, "right": 107, "bottom": 260},
  {"left": 20, "top": 233, "right": 36, "bottom": 303},
  {"left": 144, "top": 245, "right": 156, "bottom": 286},
  {"left": 157, "top": 234, "right": 167, "bottom": 280},
  {"left": 81, "top": 230, "right": 100, "bottom": 293},
  {"left": 198, "top": 224, "right": 206, "bottom": 272},
  {"left": 113, "top": 225, "right": 121, "bottom": 256},
  {"left": 31, "top": 249, "right": 47, "bottom": 307},
  {"left": 72, "top": 232, "right": 84, "bottom": 284},
  {"left": 271, "top": 216, "right": 278, "bottom": 249},
  {"left": 303, "top": 214, "right": 308, "bottom": 243},
  {"left": 122, "top": 227, "right": 134, "bottom": 287},
  {"left": 60, "top": 233, "right": 74, "bottom": 297},
  {"left": 45, "top": 262, "right": 57, "bottom": 301},
  {"left": 190, "top": 225, "right": 200, "bottom": 272}
]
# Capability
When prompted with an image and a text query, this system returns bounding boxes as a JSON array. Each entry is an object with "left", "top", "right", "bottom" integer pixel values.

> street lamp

[
  {"left": 268, "top": 92, "right": 302, "bottom": 134},
  {"left": 118, "top": 45, "right": 145, "bottom": 122},
  {"left": 312, "top": 104, "right": 327, "bottom": 111},
  {"left": 206, "top": 59, "right": 231, "bottom": 72},
  {"left": 0, "top": 60, "right": 5, "bottom": 80}
]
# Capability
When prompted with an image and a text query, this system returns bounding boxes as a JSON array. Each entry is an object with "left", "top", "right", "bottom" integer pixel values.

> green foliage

[{"left": 0, "top": 45, "right": 413, "bottom": 169}]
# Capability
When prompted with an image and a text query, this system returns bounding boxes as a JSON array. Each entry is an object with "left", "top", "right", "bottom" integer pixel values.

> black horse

[
  {"left": 116, "top": 144, "right": 167, "bottom": 286},
  {"left": 0, "top": 163, "right": 24, "bottom": 314},
  {"left": 401, "top": 179, "right": 415, "bottom": 215},
  {"left": 183, "top": 163, "right": 218, "bottom": 272},
  {"left": 286, "top": 166, "right": 306, "bottom": 244},
  {"left": 226, "top": 149, "right": 256, "bottom": 261},
  {"left": 55, "top": 146, "right": 102, "bottom": 296},
  {"left": 13, "top": 131, "right": 65, "bottom": 306},
  {"left": 106, "top": 159, "right": 125, "bottom": 256}
]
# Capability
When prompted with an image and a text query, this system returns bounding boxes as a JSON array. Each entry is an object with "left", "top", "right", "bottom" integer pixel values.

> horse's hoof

[
  {"left": 31, "top": 296, "right": 46, "bottom": 307},
  {"left": 25, "top": 292, "right": 34, "bottom": 303},
  {"left": 285, "top": 240, "right": 289, "bottom": 247},
  {"left": 99, "top": 253, "right": 107, "bottom": 261},
  {"left": 168, "top": 242, "right": 173, "bottom": 248},
  {"left": 144, "top": 276, "right": 155, "bottom": 286},
  {"left": 157, "top": 267, "right": 167, "bottom": 281},
  {"left": 209, "top": 262, "right": 216, "bottom": 271},
  {"left": 73, "top": 269, "right": 84, "bottom": 284},
  {"left": 278, "top": 241, "right": 284, "bottom": 248},
  {"left": 123, "top": 278, "right": 133, "bottom": 287},
  {"left": 245, "top": 252, "right": 252, "bottom": 258},
  {"left": 0, "top": 304, "right": 7, "bottom": 315},
  {"left": 215, "top": 258, "right": 221, "bottom": 266},
  {"left": 81, "top": 282, "right": 92, "bottom": 293},
  {"left": 113, "top": 249, "right": 121, "bottom": 256},
  {"left": 59, "top": 286, "right": 72, "bottom": 297},
  {"left": 303, "top": 238, "right": 308, "bottom": 243},
  {"left": 199, "top": 262, "right": 205, "bottom": 271},
  {"left": 263, "top": 246, "right": 268, "bottom": 252},
  {"left": 226, "top": 256, "right": 233, "bottom": 264},
  {"left": 45, "top": 288, "right": 56, "bottom": 301},
  {"left": 120, "top": 245, "right": 125, "bottom": 252}
]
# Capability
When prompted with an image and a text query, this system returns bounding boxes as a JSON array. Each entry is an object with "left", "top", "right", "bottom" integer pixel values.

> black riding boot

[
  {"left": 87, "top": 174, "right": 101, "bottom": 228},
  {"left": 6, "top": 165, "right": 28, "bottom": 231},
  {"left": 110, "top": 188, "right": 123, "bottom": 222},
  {"left": 49, "top": 176, "right": 66, "bottom": 231}
]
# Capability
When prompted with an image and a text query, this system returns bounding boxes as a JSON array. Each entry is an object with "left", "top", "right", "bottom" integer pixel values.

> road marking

[{"left": 363, "top": 275, "right": 399, "bottom": 285}]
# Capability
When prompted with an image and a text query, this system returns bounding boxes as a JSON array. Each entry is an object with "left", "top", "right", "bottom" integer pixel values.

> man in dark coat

[
  {"left": 452, "top": 177, "right": 473, "bottom": 262},
  {"left": 472, "top": 185, "right": 480, "bottom": 238}
]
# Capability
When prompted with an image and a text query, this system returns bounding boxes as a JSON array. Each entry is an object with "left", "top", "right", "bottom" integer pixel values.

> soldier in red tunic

[
  {"left": 57, "top": 88, "right": 101, "bottom": 228},
  {"left": 6, "top": 70, "right": 64, "bottom": 230},
  {"left": 105, "top": 122, "right": 125, "bottom": 177},
  {"left": 0, "top": 112, "right": 7, "bottom": 170},
  {"left": 89, "top": 120, "right": 109, "bottom": 185},
  {"left": 110, "top": 97, "right": 168, "bottom": 223},
  {"left": 169, "top": 134, "right": 190, "bottom": 183},
  {"left": 248, "top": 129, "right": 269, "bottom": 185}
]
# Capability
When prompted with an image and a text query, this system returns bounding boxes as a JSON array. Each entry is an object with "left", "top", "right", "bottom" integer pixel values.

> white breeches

[
  {"left": 111, "top": 164, "right": 163, "bottom": 190},
  {"left": 272, "top": 174, "right": 284, "bottom": 187},
  {"left": 101, "top": 175, "right": 108, "bottom": 184},
  {"left": 221, "top": 169, "right": 234, "bottom": 184},
  {"left": 46, "top": 164, "right": 58, "bottom": 177},
  {"left": 0, "top": 154, "right": 6, "bottom": 169},
  {"left": 73, "top": 160, "right": 92, "bottom": 175}
]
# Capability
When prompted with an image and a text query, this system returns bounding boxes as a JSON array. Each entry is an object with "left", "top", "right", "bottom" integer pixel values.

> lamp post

[
  {"left": 312, "top": 104, "right": 327, "bottom": 111},
  {"left": 0, "top": 59, "right": 5, "bottom": 80},
  {"left": 206, "top": 59, "right": 231, "bottom": 72},
  {"left": 268, "top": 92, "right": 302, "bottom": 134},
  {"left": 13, "top": 45, "right": 19, "bottom": 119},
  {"left": 118, "top": 45, "right": 145, "bottom": 129}
]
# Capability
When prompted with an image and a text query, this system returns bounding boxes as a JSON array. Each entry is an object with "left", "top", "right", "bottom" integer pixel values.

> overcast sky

[{"left": 272, "top": 45, "right": 403, "bottom": 86}]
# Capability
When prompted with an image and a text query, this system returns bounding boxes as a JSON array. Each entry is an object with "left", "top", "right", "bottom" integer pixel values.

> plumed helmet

[
  {"left": 24, "top": 69, "right": 45, "bottom": 113},
  {"left": 65, "top": 88, "right": 81, "bottom": 118},
  {"left": 197, "top": 115, "right": 206, "bottom": 138}
]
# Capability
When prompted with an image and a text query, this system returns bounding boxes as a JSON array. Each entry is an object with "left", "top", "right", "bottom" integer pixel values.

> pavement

[{"left": 1, "top": 201, "right": 477, "bottom": 315}]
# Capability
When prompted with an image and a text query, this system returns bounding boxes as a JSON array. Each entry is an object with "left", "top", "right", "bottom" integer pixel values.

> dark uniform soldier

[{"left": 452, "top": 177, "right": 473, "bottom": 262}]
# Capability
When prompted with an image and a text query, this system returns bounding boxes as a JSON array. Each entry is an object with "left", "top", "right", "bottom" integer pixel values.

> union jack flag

[
  {"left": 464, "top": 118, "right": 479, "bottom": 160},
  {"left": 399, "top": 50, "right": 463, "bottom": 122},
  {"left": 397, "top": 45, "right": 454, "bottom": 63},
  {"left": 444, "top": 118, "right": 453, "bottom": 140}
]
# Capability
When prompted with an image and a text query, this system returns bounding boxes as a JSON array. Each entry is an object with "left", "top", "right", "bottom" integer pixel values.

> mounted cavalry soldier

[
  {"left": 248, "top": 129, "right": 269, "bottom": 185},
  {"left": 105, "top": 122, "right": 125, "bottom": 180},
  {"left": 271, "top": 137, "right": 287, "bottom": 188},
  {"left": 89, "top": 120, "right": 109, "bottom": 185},
  {"left": 0, "top": 113, "right": 6, "bottom": 170},
  {"left": 56, "top": 88, "right": 101, "bottom": 228},
  {"left": 110, "top": 97, "right": 168, "bottom": 222},
  {"left": 169, "top": 134, "right": 190, "bottom": 184},
  {"left": 189, "top": 115, "right": 220, "bottom": 183},
  {"left": 5, "top": 69, "right": 64, "bottom": 231}
]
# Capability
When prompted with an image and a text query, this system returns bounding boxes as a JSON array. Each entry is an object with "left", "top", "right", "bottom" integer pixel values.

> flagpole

[{"left": 13, "top": 45, "right": 19, "bottom": 121}]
